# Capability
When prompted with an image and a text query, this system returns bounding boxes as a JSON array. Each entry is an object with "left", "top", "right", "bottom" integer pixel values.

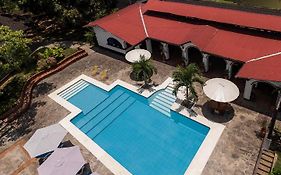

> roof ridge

[
  {"left": 139, "top": 4, "right": 149, "bottom": 37},
  {"left": 246, "top": 52, "right": 281, "bottom": 63}
]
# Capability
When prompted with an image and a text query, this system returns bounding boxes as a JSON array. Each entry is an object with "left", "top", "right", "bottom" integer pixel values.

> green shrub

[
  {"left": 272, "top": 169, "right": 281, "bottom": 175},
  {"left": 40, "top": 47, "right": 64, "bottom": 61},
  {"left": 62, "top": 48, "right": 78, "bottom": 58},
  {"left": 0, "top": 74, "right": 27, "bottom": 115},
  {"left": 84, "top": 31, "right": 95, "bottom": 45},
  {"left": 37, "top": 57, "right": 57, "bottom": 71}
]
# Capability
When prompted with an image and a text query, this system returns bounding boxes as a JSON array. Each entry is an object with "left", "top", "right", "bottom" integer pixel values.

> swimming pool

[{"left": 64, "top": 80, "right": 209, "bottom": 175}]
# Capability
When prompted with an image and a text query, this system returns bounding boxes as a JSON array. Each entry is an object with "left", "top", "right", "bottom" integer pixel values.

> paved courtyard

[{"left": 0, "top": 46, "right": 271, "bottom": 175}]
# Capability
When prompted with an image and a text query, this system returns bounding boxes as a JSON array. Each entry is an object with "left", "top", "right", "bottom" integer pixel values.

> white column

[
  {"left": 135, "top": 44, "right": 141, "bottom": 49},
  {"left": 180, "top": 45, "right": 189, "bottom": 65},
  {"left": 225, "top": 60, "right": 234, "bottom": 79},
  {"left": 276, "top": 91, "right": 281, "bottom": 110},
  {"left": 243, "top": 79, "right": 256, "bottom": 100},
  {"left": 145, "top": 39, "right": 152, "bottom": 53},
  {"left": 161, "top": 42, "right": 169, "bottom": 60},
  {"left": 180, "top": 43, "right": 197, "bottom": 66},
  {"left": 202, "top": 53, "right": 210, "bottom": 72}
]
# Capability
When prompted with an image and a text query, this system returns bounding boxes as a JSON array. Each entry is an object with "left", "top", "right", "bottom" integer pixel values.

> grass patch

[
  {"left": 272, "top": 152, "right": 281, "bottom": 175},
  {"left": 62, "top": 48, "right": 78, "bottom": 58}
]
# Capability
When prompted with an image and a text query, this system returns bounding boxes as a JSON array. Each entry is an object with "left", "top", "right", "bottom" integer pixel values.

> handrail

[{"left": 252, "top": 130, "right": 269, "bottom": 175}]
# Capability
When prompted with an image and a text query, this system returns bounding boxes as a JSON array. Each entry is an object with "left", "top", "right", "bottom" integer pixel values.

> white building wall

[{"left": 93, "top": 26, "right": 128, "bottom": 54}]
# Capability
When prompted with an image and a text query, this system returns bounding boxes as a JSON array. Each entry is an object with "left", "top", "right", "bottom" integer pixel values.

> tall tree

[
  {"left": 172, "top": 63, "right": 204, "bottom": 104},
  {"left": 0, "top": 25, "right": 31, "bottom": 72}
]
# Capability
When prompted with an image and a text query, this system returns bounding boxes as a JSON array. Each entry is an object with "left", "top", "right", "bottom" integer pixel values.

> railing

[{"left": 252, "top": 130, "right": 272, "bottom": 175}]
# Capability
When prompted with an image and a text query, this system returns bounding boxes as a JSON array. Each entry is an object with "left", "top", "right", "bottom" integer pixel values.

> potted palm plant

[
  {"left": 132, "top": 55, "right": 157, "bottom": 88},
  {"left": 172, "top": 63, "right": 204, "bottom": 107}
]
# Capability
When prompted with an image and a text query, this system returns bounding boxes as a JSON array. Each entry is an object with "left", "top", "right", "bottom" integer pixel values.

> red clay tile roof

[
  {"left": 236, "top": 53, "right": 281, "bottom": 82},
  {"left": 145, "top": 0, "right": 281, "bottom": 33},
  {"left": 87, "top": 0, "right": 281, "bottom": 81},
  {"left": 87, "top": 4, "right": 147, "bottom": 45}
]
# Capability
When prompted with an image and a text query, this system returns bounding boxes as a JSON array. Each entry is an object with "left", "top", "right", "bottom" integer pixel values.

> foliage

[
  {"left": 92, "top": 65, "right": 99, "bottom": 76},
  {"left": 0, "top": 0, "right": 20, "bottom": 13},
  {"left": 37, "top": 57, "right": 57, "bottom": 71},
  {"left": 271, "top": 152, "right": 281, "bottom": 175},
  {"left": 19, "top": 0, "right": 117, "bottom": 27},
  {"left": 84, "top": 31, "right": 95, "bottom": 44},
  {"left": 62, "top": 48, "right": 78, "bottom": 58},
  {"left": 100, "top": 70, "right": 108, "bottom": 81},
  {"left": 172, "top": 63, "right": 204, "bottom": 102},
  {"left": 132, "top": 56, "right": 157, "bottom": 86},
  {"left": 0, "top": 25, "right": 32, "bottom": 72},
  {"left": 42, "top": 47, "right": 63, "bottom": 60},
  {"left": 272, "top": 167, "right": 281, "bottom": 175},
  {"left": 0, "top": 74, "right": 27, "bottom": 115}
]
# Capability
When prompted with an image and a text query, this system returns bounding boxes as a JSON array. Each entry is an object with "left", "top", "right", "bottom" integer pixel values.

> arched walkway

[
  {"left": 244, "top": 79, "right": 281, "bottom": 109},
  {"left": 187, "top": 46, "right": 203, "bottom": 66}
]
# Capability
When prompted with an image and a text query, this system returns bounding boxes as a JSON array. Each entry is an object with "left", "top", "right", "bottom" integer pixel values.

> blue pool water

[{"left": 69, "top": 82, "right": 209, "bottom": 175}]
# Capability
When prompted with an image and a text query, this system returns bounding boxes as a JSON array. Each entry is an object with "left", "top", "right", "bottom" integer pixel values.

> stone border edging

[{"left": 0, "top": 49, "right": 88, "bottom": 136}]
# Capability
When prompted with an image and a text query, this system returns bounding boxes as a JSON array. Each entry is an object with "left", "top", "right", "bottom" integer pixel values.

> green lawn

[{"left": 204, "top": 0, "right": 281, "bottom": 9}]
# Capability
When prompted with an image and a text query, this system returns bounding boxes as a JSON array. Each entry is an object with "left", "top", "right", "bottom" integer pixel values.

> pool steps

[
  {"left": 81, "top": 93, "right": 130, "bottom": 133},
  {"left": 71, "top": 90, "right": 136, "bottom": 138},
  {"left": 72, "top": 84, "right": 176, "bottom": 137},
  {"left": 59, "top": 80, "right": 89, "bottom": 100},
  {"left": 87, "top": 97, "right": 136, "bottom": 139},
  {"left": 74, "top": 90, "right": 124, "bottom": 128},
  {"left": 149, "top": 84, "right": 176, "bottom": 116}
]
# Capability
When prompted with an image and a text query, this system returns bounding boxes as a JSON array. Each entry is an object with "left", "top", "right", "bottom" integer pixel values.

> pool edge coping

[{"left": 48, "top": 74, "right": 225, "bottom": 175}]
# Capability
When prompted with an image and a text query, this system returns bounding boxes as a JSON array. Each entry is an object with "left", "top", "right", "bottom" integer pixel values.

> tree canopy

[
  {"left": 0, "top": 25, "right": 31, "bottom": 73},
  {"left": 172, "top": 63, "right": 204, "bottom": 102},
  {"left": 19, "top": 0, "right": 117, "bottom": 26},
  {"left": 132, "top": 56, "right": 157, "bottom": 86}
]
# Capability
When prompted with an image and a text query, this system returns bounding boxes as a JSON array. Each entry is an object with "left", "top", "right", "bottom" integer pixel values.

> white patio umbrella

[
  {"left": 37, "top": 146, "right": 86, "bottom": 175},
  {"left": 125, "top": 49, "right": 151, "bottom": 63},
  {"left": 203, "top": 78, "right": 239, "bottom": 103},
  {"left": 23, "top": 123, "right": 67, "bottom": 158}
]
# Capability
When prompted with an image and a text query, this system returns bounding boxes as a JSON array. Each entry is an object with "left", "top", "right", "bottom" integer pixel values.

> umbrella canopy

[
  {"left": 38, "top": 146, "right": 86, "bottom": 175},
  {"left": 203, "top": 78, "right": 239, "bottom": 103},
  {"left": 125, "top": 49, "right": 151, "bottom": 63},
  {"left": 24, "top": 124, "right": 67, "bottom": 158}
]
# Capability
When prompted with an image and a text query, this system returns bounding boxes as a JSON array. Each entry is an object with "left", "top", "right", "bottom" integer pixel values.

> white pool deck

[{"left": 49, "top": 74, "right": 225, "bottom": 175}]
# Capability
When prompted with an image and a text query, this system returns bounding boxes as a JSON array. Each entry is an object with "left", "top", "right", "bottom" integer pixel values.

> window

[{"left": 107, "top": 37, "right": 123, "bottom": 49}]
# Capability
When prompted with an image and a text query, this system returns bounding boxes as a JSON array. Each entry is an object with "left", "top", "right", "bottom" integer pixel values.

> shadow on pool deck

[
  {"left": 201, "top": 101, "right": 235, "bottom": 124},
  {"left": 0, "top": 139, "right": 38, "bottom": 175}
]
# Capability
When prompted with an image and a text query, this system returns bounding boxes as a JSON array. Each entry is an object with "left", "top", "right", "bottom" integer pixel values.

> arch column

[
  {"left": 180, "top": 43, "right": 198, "bottom": 66},
  {"left": 276, "top": 91, "right": 281, "bottom": 110},
  {"left": 225, "top": 60, "right": 234, "bottom": 79},
  {"left": 243, "top": 79, "right": 256, "bottom": 100},
  {"left": 135, "top": 44, "right": 141, "bottom": 49},
  {"left": 202, "top": 53, "right": 210, "bottom": 72},
  {"left": 145, "top": 39, "right": 152, "bottom": 53},
  {"left": 161, "top": 42, "right": 169, "bottom": 60}
]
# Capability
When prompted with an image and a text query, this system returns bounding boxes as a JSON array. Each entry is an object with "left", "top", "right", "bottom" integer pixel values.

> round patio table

[{"left": 203, "top": 78, "right": 239, "bottom": 114}]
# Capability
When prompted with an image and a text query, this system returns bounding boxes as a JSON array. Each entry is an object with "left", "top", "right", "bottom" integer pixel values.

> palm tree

[
  {"left": 172, "top": 63, "right": 204, "bottom": 105},
  {"left": 132, "top": 55, "right": 157, "bottom": 87}
]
